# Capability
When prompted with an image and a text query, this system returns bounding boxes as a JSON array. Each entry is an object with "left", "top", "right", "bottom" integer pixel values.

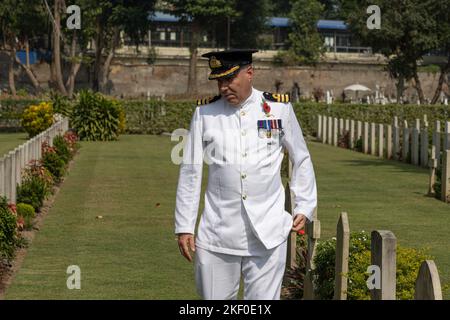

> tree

[
  {"left": 167, "top": 0, "right": 237, "bottom": 95},
  {"left": 0, "top": 0, "right": 47, "bottom": 95},
  {"left": 430, "top": 1, "right": 450, "bottom": 104},
  {"left": 213, "top": 0, "right": 271, "bottom": 49},
  {"left": 79, "top": 0, "right": 155, "bottom": 93},
  {"left": 319, "top": 0, "right": 345, "bottom": 20},
  {"left": 287, "top": 0, "right": 325, "bottom": 65},
  {"left": 345, "top": 0, "right": 439, "bottom": 104},
  {"left": 268, "top": 0, "right": 292, "bottom": 17},
  {"left": 230, "top": 0, "right": 271, "bottom": 49}
]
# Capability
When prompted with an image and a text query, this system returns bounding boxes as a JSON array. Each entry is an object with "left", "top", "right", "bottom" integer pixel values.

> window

[
  {"left": 160, "top": 32, "right": 166, "bottom": 41},
  {"left": 324, "top": 36, "right": 334, "bottom": 48},
  {"left": 170, "top": 32, "right": 176, "bottom": 41}
]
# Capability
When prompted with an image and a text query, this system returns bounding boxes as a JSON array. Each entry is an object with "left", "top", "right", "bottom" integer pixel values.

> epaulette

[
  {"left": 196, "top": 95, "right": 221, "bottom": 106},
  {"left": 263, "top": 92, "right": 290, "bottom": 103}
]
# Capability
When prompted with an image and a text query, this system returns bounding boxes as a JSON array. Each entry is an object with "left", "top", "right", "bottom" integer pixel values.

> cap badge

[{"left": 209, "top": 56, "right": 222, "bottom": 69}]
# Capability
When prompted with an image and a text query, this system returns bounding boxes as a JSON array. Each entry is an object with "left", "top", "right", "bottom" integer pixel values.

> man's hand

[
  {"left": 177, "top": 233, "right": 196, "bottom": 262},
  {"left": 292, "top": 213, "right": 307, "bottom": 232}
]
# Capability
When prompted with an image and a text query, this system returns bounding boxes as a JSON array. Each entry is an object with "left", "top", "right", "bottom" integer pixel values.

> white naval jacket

[{"left": 174, "top": 87, "right": 317, "bottom": 255}]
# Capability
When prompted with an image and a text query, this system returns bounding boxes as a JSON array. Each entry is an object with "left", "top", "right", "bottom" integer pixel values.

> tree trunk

[
  {"left": 100, "top": 27, "right": 119, "bottom": 94},
  {"left": 92, "top": 17, "right": 104, "bottom": 92},
  {"left": 187, "top": 21, "right": 200, "bottom": 95},
  {"left": 8, "top": 46, "right": 16, "bottom": 96},
  {"left": 53, "top": 0, "right": 68, "bottom": 95},
  {"left": 66, "top": 30, "right": 82, "bottom": 97},
  {"left": 431, "top": 55, "right": 450, "bottom": 104},
  {"left": 396, "top": 75, "right": 405, "bottom": 103},
  {"left": 16, "top": 37, "right": 42, "bottom": 92},
  {"left": 15, "top": 57, "right": 42, "bottom": 92},
  {"left": 413, "top": 62, "right": 425, "bottom": 104}
]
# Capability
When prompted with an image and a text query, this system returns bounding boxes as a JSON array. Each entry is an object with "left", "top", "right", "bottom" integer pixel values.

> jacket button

[
  {"left": 242, "top": 195, "right": 247, "bottom": 200},
  {"left": 241, "top": 130, "right": 246, "bottom": 136},
  {"left": 241, "top": 174, "right": 247, "bottom": 179},
  {"left": 241, "top": 111, "right": 246, "bottom": 116}
]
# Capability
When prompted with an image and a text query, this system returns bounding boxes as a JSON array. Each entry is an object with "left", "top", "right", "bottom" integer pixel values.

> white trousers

[{"left": 194, "top": 240, "right": 287, "bottom": 300}]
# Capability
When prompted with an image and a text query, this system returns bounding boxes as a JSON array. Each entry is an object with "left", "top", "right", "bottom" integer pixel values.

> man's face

[{"left": 217, "top": 65, "right": 254, "bottom": 106}]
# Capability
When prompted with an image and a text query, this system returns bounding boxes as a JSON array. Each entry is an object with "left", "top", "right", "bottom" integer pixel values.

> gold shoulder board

[{"left": 263, "top": 92, "right": 290, "bottom": 103}]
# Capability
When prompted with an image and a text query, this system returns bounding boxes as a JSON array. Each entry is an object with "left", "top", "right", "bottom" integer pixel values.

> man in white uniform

[{"left": 174, "top": 49, "right": 317, "bottom": 300}]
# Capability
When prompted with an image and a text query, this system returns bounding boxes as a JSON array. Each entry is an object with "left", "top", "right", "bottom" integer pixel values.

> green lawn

[
  {"left": 0, "top": 133, "right": 28, "bottom": 157},
  {"left": 4, "top": 135, "right": 450, "bottom": 299}
]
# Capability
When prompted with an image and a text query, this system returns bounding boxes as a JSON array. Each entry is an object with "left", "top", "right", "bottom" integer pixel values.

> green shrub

[
  {"left": 313, "top": 231, "right": 432, "bottom": 300},
  {"left": 16, "top": 203, "right": 35, "bottom": 230},
  {"left": 49, "top": 91, "right": 74, "bottom": 118},
  {"left": 71, "top": 90, "right": 123, "bottom": 141},
  {"left": 0, "top": 196, "right": 19, "bottom": 261},
  {"left": 273, "top": 50, "right": 302, "bottom": 66},
  {"left": 17, "top": 161, "right": 53, "bottom": 211},
  {"left": 53, "top": 135, "right": 71, "bottom": 164},
  {"left": 41, "top": 146, "right": 66, "bottom": 182},
  {"left": 21, "top": 101, "right": 54, "bottom": 137}
]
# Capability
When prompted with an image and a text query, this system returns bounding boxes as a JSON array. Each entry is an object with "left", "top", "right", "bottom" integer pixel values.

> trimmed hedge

[
  {"left": 0, "top": 99, "right": 41, "bottom": 132},
  {"left": 122, "top": 101, "right": 450, "bottom": 137},
  {"left": 122, "top": 100, "right": 194, "bottom": 135},
  {"left": 3, "top": 98, "right": 450, "bottom": 137}
]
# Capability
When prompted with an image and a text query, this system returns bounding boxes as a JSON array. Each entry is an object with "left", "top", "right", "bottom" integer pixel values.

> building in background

[{"left": 120, "top": 11, "right": 372, "bottom": 54}]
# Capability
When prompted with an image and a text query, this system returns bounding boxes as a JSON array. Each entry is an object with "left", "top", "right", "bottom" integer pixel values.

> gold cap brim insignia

[{"left": 209, "top": 56, "right": 222, "bottom": 69}]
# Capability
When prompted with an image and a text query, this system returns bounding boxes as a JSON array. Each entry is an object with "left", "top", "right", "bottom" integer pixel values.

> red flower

[
  {"left": 297, "top": 229, "right": 305, "bottom": 235},
  {"left": 8, "top": 203, "right": 17, "bottom": 215},
  {"left": 263, "top": 102, "right": 271, "bottom": 114}
]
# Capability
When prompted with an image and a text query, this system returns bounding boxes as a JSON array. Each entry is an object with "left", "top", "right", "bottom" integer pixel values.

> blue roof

[
  {"left": 267, "top": 17, "right": 347, "bottom": 30},
  {"left": 149, "top": 12, "right": 347, "bottom": 30},
  {"left": 316, "top": 20, "right": 347, "bottom": 30}
]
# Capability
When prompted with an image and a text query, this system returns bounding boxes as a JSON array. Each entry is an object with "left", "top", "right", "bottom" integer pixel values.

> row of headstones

[
  {"left": 0, "top": 118, "right": 69, "bottom": 205},
  {"left": 334, "top": 212, "right": 443, "bottom": 300},
  {"left": 316, "top": 115, "right": 450, "bottom": 202},
  {"left": 284, "top": 159, "right": 443, "bottom": 300}
]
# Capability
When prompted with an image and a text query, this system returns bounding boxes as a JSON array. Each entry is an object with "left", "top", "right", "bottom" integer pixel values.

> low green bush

[
  {"left": 53, "top": 135, "right": 71, "bottom": 164},
  {"left": 17, "top": 161, "right": 53, "bottom": 211},
  {"left": 0, "top": 196, "right": 20, "bottom": 261},
  {"left": 313, "top": 231, "right": 433, "bottom": 300},
  {"left": 71, "top": 90, "right": 123, "bottom": 141},
  {"left": 16, "top": 203, "right": 36, "bottom": 230},
  {"left": 41, "top": 146, "right": 66, "bottom": 183}
]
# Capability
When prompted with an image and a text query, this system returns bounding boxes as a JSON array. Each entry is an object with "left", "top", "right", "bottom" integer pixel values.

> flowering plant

[
  {"left": 63, "top": 130, "right": 80, "bottom": 156},
  {"left": 21, "top": 102, "right": 54, "bottom": 137},
  {"left": 41, "top": 141, "right": 57, "bottom": 155}
]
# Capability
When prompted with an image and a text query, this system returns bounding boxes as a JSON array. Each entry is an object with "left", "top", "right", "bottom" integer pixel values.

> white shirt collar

[{"left": 236, "top": 87, "right": 257, "bottom": 110}]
